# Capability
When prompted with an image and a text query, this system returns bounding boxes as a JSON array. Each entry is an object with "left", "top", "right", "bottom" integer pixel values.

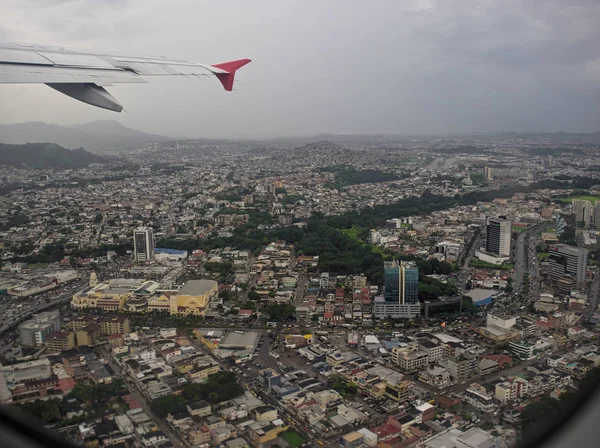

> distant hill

[
  {"left": 0, "top": 120, "right": 171, "bottom": 153},
  {"left": 0, "top": 143, "right": 110, "bottom": 169}
]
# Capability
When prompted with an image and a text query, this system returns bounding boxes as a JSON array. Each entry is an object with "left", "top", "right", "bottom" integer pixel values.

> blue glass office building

[
  {"left": 402, "top": 262, "right": 419, "bottom": 304},
  {"left": 383, "top": 260, "right": 419, "bottom": 304},
  {"left": 384, "top": 261, "right": 401, "bottom": 303}
]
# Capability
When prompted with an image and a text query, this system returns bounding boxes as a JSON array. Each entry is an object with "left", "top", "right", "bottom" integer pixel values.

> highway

[
  {"left": 0, "top": 280, "right": 85, "bottom": 338},
  {"left": 457, "top": 228, "right": 483, "bottom": 294}
]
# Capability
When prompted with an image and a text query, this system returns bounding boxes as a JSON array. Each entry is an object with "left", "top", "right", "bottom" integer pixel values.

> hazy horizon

[
  {"left": 1, "top": 0, "right": 600, "bottom": 139},
  {"left": 4, "top": 119, "right": 600, "bottom": 143}
]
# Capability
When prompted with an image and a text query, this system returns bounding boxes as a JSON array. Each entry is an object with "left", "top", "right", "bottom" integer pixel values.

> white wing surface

[{"left": 0, "top": 43, "right": 251, "bottom": 112}]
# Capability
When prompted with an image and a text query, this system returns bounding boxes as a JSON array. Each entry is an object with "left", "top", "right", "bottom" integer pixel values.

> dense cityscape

[{"left": 1, "top": 131, "right": 600, "bottom": 448}]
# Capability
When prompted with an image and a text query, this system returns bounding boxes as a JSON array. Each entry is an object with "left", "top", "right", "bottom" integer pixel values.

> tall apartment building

[
  {"left": 68, "top": 315, "right": 130, "bottom": 335},
  {"left": 374, "top": 260, "right": 420, "bottom": 319},
  {"left": 573, "top": 199, "right": 592, "bottom": 228},
  {"left": 76, "top": 323, "right": 103, "bottom": 346},
  {"left": 18, "top": 311, "right": 61, "bottom": 347},
  {"left": 548, "top": 244, "right": 588, "bottom": 290},
  {"left": 486, "top": 217, "right": 512, "bottom": 257},
  {"left": 133, "top": 227, "right": 154, "bottom": 261},
  {"left": 46, "top": 331, "right": 76, "bottom": 352},
  {"left": 595, "top": 202, "right": 600, "bottom": 230},
  {"left": 483, "top": 166, "right": 493, "bottom": 180}
]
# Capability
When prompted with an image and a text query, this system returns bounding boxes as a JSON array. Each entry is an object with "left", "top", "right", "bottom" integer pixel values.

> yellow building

[
  {"left": 249, "top": 422, "right": 288, "bottom": 445},
  {"left": 76, "top": 324, "right": 102, "bottom": 346},
  {"left": 68, "top": 316, "right": 130, "bottom": 335},
  {"left": 369, "top": 382, "right": 387, "bottom": 398},
  {"left": 71, "top": 278, "right": 146, "bottom": 311},
  {"left": 100, "top": 316, "right": 130, "bottom": 335},
  {"left": 186, "top": 363, "right": 220, "bottom": 381},
  {"left": 170, "top": 280, "right": 217, "bottom": 316},
  {"left": 254, "top": 406, "right": 278, "bottom": 422},
  {"left": 147, "top": 293, "right": 174, "bottom": 313},
  {"left": 46, "top": 331, "right": 75, "bottom": 352},
  {"left": 384, "top": 380, "right": 411, "bottom": 402}
]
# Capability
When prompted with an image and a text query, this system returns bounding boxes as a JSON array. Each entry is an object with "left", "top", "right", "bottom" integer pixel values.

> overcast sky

[{"left": 1, "top": 0, "right": 599, "bottom": 138}]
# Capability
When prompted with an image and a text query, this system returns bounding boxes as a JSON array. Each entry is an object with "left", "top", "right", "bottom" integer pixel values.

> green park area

[
  {"left": 469, "top": 259, "right": 514, "bottom": 270},
  {"left": 559, "top": 195, "right": 600, "bottom": 203},
  {"left": 279, "top": 430, "right": 306, "bottom": 448}
]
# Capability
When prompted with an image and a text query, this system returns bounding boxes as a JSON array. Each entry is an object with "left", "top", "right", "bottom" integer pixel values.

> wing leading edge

[{"left": 0, "top": 43, "right": 251, "bottom": 112}]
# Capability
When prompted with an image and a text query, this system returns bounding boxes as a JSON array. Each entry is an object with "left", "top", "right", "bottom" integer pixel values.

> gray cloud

[{"left": 0, "top": 0, "right": 599, "bottom": 138}]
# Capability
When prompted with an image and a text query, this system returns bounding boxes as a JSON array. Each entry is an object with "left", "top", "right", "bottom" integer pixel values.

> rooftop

[{"left": 178, "top": 279, "right": 217, "bottom": 296}]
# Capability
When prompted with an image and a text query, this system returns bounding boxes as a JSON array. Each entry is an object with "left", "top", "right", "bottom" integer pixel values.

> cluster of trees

[
  {"left": 282, "top": 194, "right": 304, "bottom": 205},
  {"left": 215, "top": 186, "right": 252, "bottom": 202},
  {"left": 20, "top": 379, "right": 128, "bottom": 425},
  {"left": 3, "top": 212, "right": 30, "bottom": 230},
  {"left": 520, "top": 366, "right": 600, "bottom": 443},
  {"left": 418, "top": 276, "right": 457, "bottom": 301},
  {"left": 67, "top": 379, "right": 128, "bottom": 404},
  {"left": 320, "top": 165, "right": 400, "bottom": 186},
  {"left": 469, "top": 259, "right": 514, "bottom": 270},
  {"left": 328, "top": 374, "right": 357, "bottom": 397},
  {"left": 21, "top": 398, "right": 63, "bottom": 423},
  {"left": 8, "top": 241, "right": 132, "bottom": 264},
  {"left": 204, "top": 262, "right": 234, "bottom": 278},
  {"left": 264, "top": 304, "right": 296, "bottom": 321},
  {"left": 161, "top": 176, "right": 597, "bottom": 290},
  {"left": 151, "top": 371, "right": 243, "bottom": 417}
]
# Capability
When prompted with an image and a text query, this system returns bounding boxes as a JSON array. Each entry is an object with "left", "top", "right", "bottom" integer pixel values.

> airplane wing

[{"left": 0, "top": 43, "right": 251, "bottom": 112}]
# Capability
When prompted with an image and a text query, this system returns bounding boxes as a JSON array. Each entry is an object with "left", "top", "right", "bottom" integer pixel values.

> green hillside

[{"left": 0, "top": 143, "right": 109, "bottom": 169}]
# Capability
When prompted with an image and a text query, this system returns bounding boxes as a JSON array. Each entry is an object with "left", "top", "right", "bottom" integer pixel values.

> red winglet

[{"left": 211, "top": 58, "right": 252, "bottom": 91}]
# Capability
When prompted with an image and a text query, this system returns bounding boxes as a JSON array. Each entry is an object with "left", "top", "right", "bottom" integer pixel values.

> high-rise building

[
  {"left": 133, "top": 227, "right": 154, "bottom": 261},
  {"left": 483, "top": 166, "right": 493, "bottom": 180},
  {"left": 375, "top": 260, "right": 420, "bottom": 319},
  {"left": 18, "top": 311, "right": 61, "bottom": 347},
  {"left": 548, "top": 244, "right": 588, "bottom": 291},
  {"left": 401, "top": 261, "right": 419, "bottom": 306},
  {"left": 384, "top": 260, "right": 401, "bottom": 303},
  {"left": 486, "top": 217, "right": 512, "bottom": 257},
  {"left": 595, "top": 202, "right": 600, "bottom": 230},
  {"left": 573, "top": 199, "right": 592, "bottom": 228}
]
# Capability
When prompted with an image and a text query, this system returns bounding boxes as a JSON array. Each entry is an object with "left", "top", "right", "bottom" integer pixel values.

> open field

[
  {"left": 558, "top": 195, "right": 600, "bottom": 203},
  {"left": 280, "top": 430, "right": 306, "bottom": 448}
]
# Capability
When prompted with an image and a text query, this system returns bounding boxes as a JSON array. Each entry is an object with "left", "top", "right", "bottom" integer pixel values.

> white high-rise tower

[{"left": 133, "top": 227, "right": 154, "bottom": 262}]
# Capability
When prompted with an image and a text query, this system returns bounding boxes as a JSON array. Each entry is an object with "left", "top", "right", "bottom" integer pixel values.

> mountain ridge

[
  {"left": 0, "top": 120, "right": 171, "bottom": 153},
  {"left": 0, "top": 143, "right": 111, "bottom": 169}
]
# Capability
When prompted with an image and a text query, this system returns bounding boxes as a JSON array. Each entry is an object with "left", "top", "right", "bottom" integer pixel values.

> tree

[
  {"left": 479, "top": 421, "right": 495, "bottom": 430},
  {"left": 21, "top": 399, "right": 61, "bottom": 423},
  {"left": 248, "top": 288, "right": 261, "bottom": 301},
  {"left": 264, "top": 304, "right": 295, "bottom": 321},
  {"left": 150, "top": 394, "right": 188, "bottom": 418}
]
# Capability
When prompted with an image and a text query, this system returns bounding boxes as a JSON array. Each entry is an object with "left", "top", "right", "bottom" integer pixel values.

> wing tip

[{"left": 211, "top": 59, "right": 251, "bottom": 91}]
